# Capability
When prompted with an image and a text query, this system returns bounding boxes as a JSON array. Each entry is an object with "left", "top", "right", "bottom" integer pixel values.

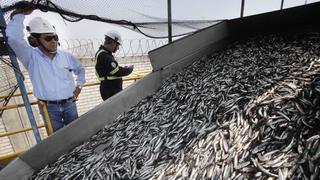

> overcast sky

[
  {"left": 4, "top": 0, "right": 319, "bottom": 48},
  {"left": 19, "top": 1, "right": 316, "bottom": 39}
]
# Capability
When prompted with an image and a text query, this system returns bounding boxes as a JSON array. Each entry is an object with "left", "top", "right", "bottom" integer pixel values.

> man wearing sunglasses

[{"left": 5, "top": 4, "right": 86, "bottom": 133}]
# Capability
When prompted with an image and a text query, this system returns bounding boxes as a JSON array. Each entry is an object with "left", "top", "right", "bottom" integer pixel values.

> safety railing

[
  {"left": 0, "top": 70, "right": 151, "bottom": 164},
  {"left": 0, "top": 71, "right": 150, "bottom": 110}
]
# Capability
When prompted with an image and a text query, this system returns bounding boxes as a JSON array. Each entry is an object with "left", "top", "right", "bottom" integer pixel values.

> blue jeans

[{"left": 38, "top": 100, "right": 78, "bottom": 132}]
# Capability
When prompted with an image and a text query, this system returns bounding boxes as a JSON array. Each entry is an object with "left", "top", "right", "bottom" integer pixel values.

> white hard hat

[
  {"left": 105, "top": 30, "right": 122, "bottom": 44},
  {"left": 27, "top": 17, "right": 56, "bottom": 34}
]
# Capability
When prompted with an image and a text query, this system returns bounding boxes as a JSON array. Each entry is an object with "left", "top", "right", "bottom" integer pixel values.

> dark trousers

[{"left": 100, "top": 85, "right": 121, "bottom": 101}]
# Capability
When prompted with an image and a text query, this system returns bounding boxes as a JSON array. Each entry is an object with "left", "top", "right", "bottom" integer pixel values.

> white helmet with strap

[
  {"left": 105, "top": 30, "right": 122, "bottom": 44},
  {"left": 27, "top": 17, "right": 56, "bottom": 34}
]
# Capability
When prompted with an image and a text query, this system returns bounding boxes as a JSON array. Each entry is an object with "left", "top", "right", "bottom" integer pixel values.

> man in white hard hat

[
  {"left": 95, "top": 30, "right": 134, "bottom": 101},
  {"left": 5, "top": 2, "right": 86, "bottom": 133}
]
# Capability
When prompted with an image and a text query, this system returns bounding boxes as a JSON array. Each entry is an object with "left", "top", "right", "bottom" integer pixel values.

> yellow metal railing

[
  {"left": 0, "top": 124, "right": 46, "bottom": 138},
  {"left": 0, "top": 70, "right": 151, "bottom": 111},
  {"left": 0, "top": 150, "right": 24, "bottom": 165},
  {"left": 0, "top": 70, "right": 151, "bottom": 164},
  {"left": 38, "top": 101, "right": 54, "bottom": 136}
]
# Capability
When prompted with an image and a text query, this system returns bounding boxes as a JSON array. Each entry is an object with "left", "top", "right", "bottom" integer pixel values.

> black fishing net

[
  {"left": 3, "top": 1, "right": 320, "bottom": 38},
  {"left": 1, "top": 0, "right": 223, "bottom": 38}
]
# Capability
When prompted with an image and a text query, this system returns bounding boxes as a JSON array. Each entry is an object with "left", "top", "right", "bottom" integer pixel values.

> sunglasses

[{"left": 43, "top": 35, "right": 59, "bottom": 42}]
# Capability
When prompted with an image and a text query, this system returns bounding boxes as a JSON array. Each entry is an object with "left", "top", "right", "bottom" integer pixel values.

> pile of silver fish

[{"left": 31, "top": 32, "right": 320, "bottom": 180}]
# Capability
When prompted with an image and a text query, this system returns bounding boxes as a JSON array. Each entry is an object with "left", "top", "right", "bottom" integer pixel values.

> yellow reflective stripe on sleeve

[
  {"left": 96, "top": 72, "right": 105, "bottom": 81},
  {"left": 110, "top": 66, "right": 119, "bottom": 75},
  {"left": 107, "top": 76, "right": 122, "bottom": 80}
]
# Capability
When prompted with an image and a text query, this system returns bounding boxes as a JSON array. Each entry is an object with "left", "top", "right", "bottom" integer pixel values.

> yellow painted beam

[
  {"left": 0, "top": 124, "right": 45, "bottom": 138},
  {"left": 0, "top": 150, "right": 24, "bottom": 165},
  {"left": 0, "top": 70, "right": 151, "bottom": 100}
]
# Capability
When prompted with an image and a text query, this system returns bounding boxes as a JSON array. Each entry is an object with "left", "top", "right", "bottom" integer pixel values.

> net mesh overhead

[
  {"left": 2, "top": 1, "right": 320, "bottom": 38},
  {"left": 1, "top": 0, "right": 222, "bottom": 38}
]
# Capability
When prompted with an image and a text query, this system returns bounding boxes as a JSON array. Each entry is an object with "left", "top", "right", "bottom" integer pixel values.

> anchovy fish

[{"left": 30, "top": 32, "right": 320, "bottom": 180}]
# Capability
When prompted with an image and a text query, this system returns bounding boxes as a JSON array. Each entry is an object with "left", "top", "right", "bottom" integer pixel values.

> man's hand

[
  {"left": 126, "top": 65, "right": 134, "bottom": 73},
  {"left": 73, "top": 86, "right": 82, "bottom": 100},
  {"left": 10, "top": 1, "right": 35, "bottom": 18}
]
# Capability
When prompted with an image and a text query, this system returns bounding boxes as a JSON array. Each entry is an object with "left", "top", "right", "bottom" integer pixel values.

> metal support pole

[
  {"left": 0, "top": 7, "right": 41, "bottom": 143},
  {"left": 240, "top": 0, "right": 245, "bottom": 18},
  {"left": 38, "top": 101, "right": 53, "bottom": 136},
  {"left": 167, "top": 0, "right": 172, "bottom": 43},
  {"left": 280, "top": 0, "right": 285, "bottom": 10}
]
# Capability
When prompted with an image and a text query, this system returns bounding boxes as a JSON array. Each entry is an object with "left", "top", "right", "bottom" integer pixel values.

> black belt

[{"left": 39, "top": 97, "right": 73, "bottom": 104}]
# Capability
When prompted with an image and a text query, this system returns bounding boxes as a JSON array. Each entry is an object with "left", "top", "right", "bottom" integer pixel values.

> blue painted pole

[
  {"left": 240, "top": 0, "right": 245, "bottom": 17},
  {"left": 0, "top": 7, "right": 41, "bottom": 143},
  {"left": 167, "top": 0, "right": 172, "bottom": 43},
  {"left": 280, "top": 0, "right": 284, "bottom": 10}
]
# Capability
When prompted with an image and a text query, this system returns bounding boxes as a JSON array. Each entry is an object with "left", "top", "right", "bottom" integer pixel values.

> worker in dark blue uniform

[{"left": 95, "top": 31, "right": 134, "bottom": 100}]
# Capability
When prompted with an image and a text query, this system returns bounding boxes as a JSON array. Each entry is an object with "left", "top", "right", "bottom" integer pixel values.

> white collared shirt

[{"left": 6, "top": 14, "right": 86, "bottom": 100}]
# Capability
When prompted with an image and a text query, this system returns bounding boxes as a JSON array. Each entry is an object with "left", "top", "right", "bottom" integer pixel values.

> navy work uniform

[{"left": 95, "top": 46, "right": 133, "bottom": 100}]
